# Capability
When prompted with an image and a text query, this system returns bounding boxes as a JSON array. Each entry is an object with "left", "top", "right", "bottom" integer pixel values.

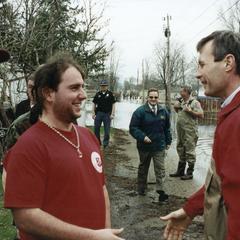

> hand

[
  {"left": 166, "top": 145, "right": 170, "bottom": 150},
  {"left": 174, "top": 102, "right": 181, "bottom": 108},
  {"left": 92, "top": 114, "right": 96, "bottom": 120},
  {"left": 94, "top": 228, "right": 125, "bottom": 240},
  {"left": 174, "top": 103, "right": 181, "bottom": 112},
  {"left": 144, "top": 136, "right": 152, "bottom": 143},
  {"left": 160, "top": 208, "right": 192, "bottom": 240},
  {"left": 183, "top": 106, "right": 192, "bottom": 113},
  {"left": 110, "top": 114, "right": 115, "bottom": 120}
]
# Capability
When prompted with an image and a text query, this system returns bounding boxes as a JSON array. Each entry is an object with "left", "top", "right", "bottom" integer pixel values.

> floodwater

[
  {"left": 79, "top": 99, "right": 215, "bottom": 141},
  {"left": 79, "top": 100, "right": 215, "bottom": 185},
  {"left": 79, "top": 100, "right": 141, "bottom": 130},
  {"left": 78, "top": 100, "right": 214, "bottom": 239}
]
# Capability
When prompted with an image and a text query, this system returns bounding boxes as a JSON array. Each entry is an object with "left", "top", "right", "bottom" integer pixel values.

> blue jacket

[{"left": 129, "top": 103, "right": 172, "bottom": 152}]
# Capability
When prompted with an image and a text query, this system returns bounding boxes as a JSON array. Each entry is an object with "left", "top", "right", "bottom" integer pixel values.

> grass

[{"left": 0, "top": 176, "right": 16, "bottom": 240}]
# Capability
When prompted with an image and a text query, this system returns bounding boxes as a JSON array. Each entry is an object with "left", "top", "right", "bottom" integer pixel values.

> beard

[{"left": 52, "top": 102, "right": 80, "bottom": 124}]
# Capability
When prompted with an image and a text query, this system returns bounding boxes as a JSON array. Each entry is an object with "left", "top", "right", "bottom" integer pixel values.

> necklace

[{"left": 41, "top": 120, "right": 83, "bottom": 158}]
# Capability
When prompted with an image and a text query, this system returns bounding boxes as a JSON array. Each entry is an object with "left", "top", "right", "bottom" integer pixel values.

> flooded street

[
  {"left": 82, "top": 99, "right": 215, "bottom": 145},
  {"left": 80, "top": 100, "right": 215, "bottom": 239},
  {"left": 83, "top": 100, "right": 141, "bottom": 130},
  {"left": 104, "top": 129, "right": 206, "bottom": 240},
  {"left": 82, "top": 100, "right": 215, "bottom": 188}
]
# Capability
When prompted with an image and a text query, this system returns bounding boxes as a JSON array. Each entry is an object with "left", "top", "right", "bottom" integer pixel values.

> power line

[
  {"left": 174, "top": 0, "right": 222, "bottom": 39},
  {"left": 190, "top": 0, "right": 220, "bottom": 22},
  {"left": 185, "top": 0, "right": 240, "bottom": 43}
]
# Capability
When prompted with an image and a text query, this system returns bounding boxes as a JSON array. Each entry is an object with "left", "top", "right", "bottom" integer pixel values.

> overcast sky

[{"left": 105, "top": 0, "right": 229, "bottom": 80}]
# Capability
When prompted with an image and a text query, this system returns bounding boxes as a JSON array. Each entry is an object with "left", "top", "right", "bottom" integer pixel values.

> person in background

[
  {"left": 129, "top": 88, "right": 172, "bottom": 203},
  {"left": 0, "top": 49, "right": 10, "bottom": 63},
  {"left": 3, "top": 68, "right": 41, "bottom": 155},
  {"left": 2, "top": 109, "right": 33, "bottom": 240},
  {"left": 92, "top": 80, "right": 116, "bottom": 148},
  {"left": 0, "top": 49, "right": 11, "bottom": 127},
  {"left": 0, "top": 48, "right": 11, "bottom": 173},
  {"left": 2, "top": 71, "right": 37, "bottom": 240},
  {"left": 3, "top": 54, "right": 124, "bottom": 240},
  {"left": 2, "top": 96, "right": 15, "bottom": 123},
  {"left": 161, "top": 30, "right": 240, "bottom": 240},
  {"left": 14, "top": 75, "right": 35, "bottom": 119},
  {"left": 169, "top": 85, "right": 204, "bottom": 180}
]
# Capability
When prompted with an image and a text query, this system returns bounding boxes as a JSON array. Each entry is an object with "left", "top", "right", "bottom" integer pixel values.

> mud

[{"left": 104, "top": 129, "right": 204, "bottom": 240}]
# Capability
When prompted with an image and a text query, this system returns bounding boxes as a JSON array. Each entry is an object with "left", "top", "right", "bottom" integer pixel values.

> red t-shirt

[{"left": 4, "top": 121, "right": 106, "bottom": 239}]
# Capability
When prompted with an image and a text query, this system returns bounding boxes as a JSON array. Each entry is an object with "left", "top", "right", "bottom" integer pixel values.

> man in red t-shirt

[
  {"left": 3, "top": 55, "right": 124, "bottom": 240},
  {"left": 161, "top": 31, "right": 240, "bottom": 240}
]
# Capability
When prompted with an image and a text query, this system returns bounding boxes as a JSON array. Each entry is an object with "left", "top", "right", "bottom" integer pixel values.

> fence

[{"left": 197, "top": 96, "right": 221, "bottom": 125}]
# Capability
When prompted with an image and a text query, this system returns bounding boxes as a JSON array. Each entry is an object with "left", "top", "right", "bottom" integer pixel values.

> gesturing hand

[
  {"left": 160, "top": 208, "right": 192, "bottom": 240},
  {"left": 144, "top": 136, "right": 152, "bottom": 143}
]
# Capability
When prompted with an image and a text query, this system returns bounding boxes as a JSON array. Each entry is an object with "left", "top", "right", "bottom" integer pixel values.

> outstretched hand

[{"left": 160, "top": 208, "right": 192, "bottom": 240}]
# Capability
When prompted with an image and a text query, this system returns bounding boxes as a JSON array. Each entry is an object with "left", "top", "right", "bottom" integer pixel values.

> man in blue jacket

[{"left": 129, "top": 88, "right": 172, "bottom": 202}]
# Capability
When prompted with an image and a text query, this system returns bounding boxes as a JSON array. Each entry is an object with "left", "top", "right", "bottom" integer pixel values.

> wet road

[
  {"left": 81, "top": 99, "right": 215, "bottom": 140},
  {"left": 79, "top": 100, "right": 215, "bottom": 195},
  {"left": 82, "top": 100, "right": 214, "bottom": 239},
  {"left": 82, "top": 100, "right": 141, "bottom": 130}
]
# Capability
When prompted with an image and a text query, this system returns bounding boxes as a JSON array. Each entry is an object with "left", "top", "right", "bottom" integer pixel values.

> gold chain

[{"left": 41, "top": 120, "right": 83, "bottom": 158}]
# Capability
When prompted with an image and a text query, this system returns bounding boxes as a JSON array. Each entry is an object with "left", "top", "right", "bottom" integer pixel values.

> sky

[{"left": 104, "top": 0, "right": 230, "bottom": 81}]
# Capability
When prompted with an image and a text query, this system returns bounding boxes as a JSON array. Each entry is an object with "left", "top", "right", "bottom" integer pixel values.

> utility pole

[
  {"left": 164, "top": 14, "right": 171, "bottom": 111},
  {"left": 137, "top": 68, "right": 139, "bottom": 86},
  {"left": 182, "top": 58, "right": 185, "bottom": 85},
  {"left": 136, "top": 68, "right": 139, "bottom": 101},
  {"left": 142, "top": 59, "right": 145, "bottom": 104}
]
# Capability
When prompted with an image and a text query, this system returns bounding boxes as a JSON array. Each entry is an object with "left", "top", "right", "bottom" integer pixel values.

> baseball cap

[
  {"left": 100, "top": 79, "right": 108, "bottom": 86},
  {"left": 0, "top": 49, "right": 10, "bottom": 63}
]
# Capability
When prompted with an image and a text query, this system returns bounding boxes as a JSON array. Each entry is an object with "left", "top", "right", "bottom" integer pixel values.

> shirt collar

[
  {"left": 148, "top": 103, "right": 157, "bottom": 109},
  {"left": 221, "top": 85, "right": 240, "bottom": 108},
  {"left": 100, "top": 90, "right": 108, "bottom": 94}
]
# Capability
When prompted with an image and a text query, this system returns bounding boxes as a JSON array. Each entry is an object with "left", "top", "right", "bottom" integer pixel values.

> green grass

[{"left": 0, "top": 175, "right": 16, "bottom": 240}]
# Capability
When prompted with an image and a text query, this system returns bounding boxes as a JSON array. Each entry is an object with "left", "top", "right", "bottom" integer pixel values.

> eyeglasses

[{"left": 148, "top": 96, "right": 158, "bottom": 99}]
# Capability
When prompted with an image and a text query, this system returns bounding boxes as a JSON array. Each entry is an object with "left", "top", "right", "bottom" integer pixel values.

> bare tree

[
  {"left": 107, "top": 46, "right": 120, "bottom": 91},
  {"left": 218, "top": 0, "right": 240, "bottom": 32},
  {"left": 184, "top": 57, "right": 200, "bottom": 94},
  {"left": 153, "top": 41, "right": 188, "bottom": 108},
  {"left": 73, "top": 0, "right": 111, "bottom": 77}
]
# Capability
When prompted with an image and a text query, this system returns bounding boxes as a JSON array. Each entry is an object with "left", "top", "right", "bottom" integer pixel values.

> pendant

[{"left": 77, "top": 148, "right": 83, "bottom": 158}]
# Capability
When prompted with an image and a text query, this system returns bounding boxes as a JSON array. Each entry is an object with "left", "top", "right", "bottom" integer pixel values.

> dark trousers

[
  {"left": 137, "top": 149, "right": 166, "bottom": 192},
  {"left": 94, "top": 111, "right": 111, "bottom": 146}
]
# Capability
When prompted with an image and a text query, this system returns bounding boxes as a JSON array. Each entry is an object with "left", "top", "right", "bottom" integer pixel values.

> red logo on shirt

[{"left": 91, "top": 152, "right": 103, "bottom": 173}]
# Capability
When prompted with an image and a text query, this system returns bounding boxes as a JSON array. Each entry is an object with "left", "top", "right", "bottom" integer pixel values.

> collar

[
  {"left": 221, "top": 85, "right": 240, "bottom": 108},
  {"left": 145, "top": 103, "right": 159, "bottom": 112},
  {"left": 148, "top": 103, "right": 157, "bottom": 109},
  {"left": 218, "top": 90, "right": 240, "bottom": 122}
]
